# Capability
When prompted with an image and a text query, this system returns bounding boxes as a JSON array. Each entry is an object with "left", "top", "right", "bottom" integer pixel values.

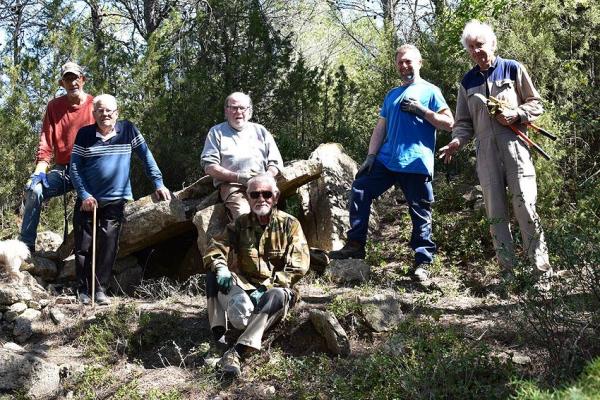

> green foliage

[
  {"left": 77, "top": 304, "right": 137, "bottom": 363},
  {"left": 326, "top": 295, "right": 363, "bottom": 320},
  {"left": 513, "top": 357, "right": 600, "bottom": 399},
  {"left": 252, "top": 318, "right": 514, "bottom": 399}
]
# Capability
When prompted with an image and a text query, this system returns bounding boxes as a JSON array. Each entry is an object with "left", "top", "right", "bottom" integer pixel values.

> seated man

[
  {"left": 204, "top": 174, "right": 310, "bottom": 377},
  {"left": 201, "top": 92, "right": 283, "bottom": 221},
  {"left": 70, "top": 94, "right": 171, "bottom": 305}
]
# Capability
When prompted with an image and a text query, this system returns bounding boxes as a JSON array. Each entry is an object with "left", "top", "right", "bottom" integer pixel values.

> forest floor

[{"left": 4, "top": 189, "right": 591, "bottom": 400}]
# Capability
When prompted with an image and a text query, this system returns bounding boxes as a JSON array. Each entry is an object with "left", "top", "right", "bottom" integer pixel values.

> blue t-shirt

[{"left": 377, "top": 80, "right": 448, "bottom": 177}]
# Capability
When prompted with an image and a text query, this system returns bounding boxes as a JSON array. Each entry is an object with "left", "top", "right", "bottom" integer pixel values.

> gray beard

[{"left": 253, "top": 205, "right": 271, "bottom": 217}]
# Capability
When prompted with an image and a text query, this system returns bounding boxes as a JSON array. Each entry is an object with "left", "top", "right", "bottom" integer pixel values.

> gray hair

[
  {"left": 461, "top": 20, "right": 497, "bottom": 50},
  {"left": 395, "top": 44, "right": 422, "bottom": 61},
  {"left": 93, "top": 94, "right": 118, "bottom": 110},
  {"left": 246, "top": 174, "right": 279, "bottom": 194},
  {"left": 224, "top": 92, "right": 253, "bottom": 109}
]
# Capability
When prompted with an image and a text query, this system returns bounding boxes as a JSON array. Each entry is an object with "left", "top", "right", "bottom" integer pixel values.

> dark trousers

[
  {"left": 74, "top": 199, "right": 125, "bottom": 294},
  {"left": 348, "top": 159, "right": 436, "bottom": 265}
]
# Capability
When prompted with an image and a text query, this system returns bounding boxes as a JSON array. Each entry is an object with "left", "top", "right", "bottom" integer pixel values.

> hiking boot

[
  {"left": 95, "top": 291, "right": 111, "bottom": 305},
  {"left": 329, "top": 241, "right": 365, "bottom": 260},
  {"left": 411, "top": 264, "right": 431, "bottom": 283},
  {"left": 220, "top": 348, "right": 242, "bottom": 377},
  {"left": 78, "top": 292, "right": 91, "bottom": 305}
]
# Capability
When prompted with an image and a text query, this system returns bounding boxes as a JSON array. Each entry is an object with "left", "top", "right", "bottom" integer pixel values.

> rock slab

[{"left": 309, "top": 309, "right": 350, "bottom": 356}]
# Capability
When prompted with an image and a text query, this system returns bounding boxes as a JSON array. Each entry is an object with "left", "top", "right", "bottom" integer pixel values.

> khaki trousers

[
  {"left": 476, "top": 134, "right": 550, "bottom": 272},
  {"left": 207, "top": 273, "right": 292, "bottom": 350}
]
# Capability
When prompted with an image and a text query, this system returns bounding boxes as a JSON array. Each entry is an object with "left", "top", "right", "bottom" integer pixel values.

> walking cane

[{"left": 91, "top": 205, "right": 97, "bottom": 306}]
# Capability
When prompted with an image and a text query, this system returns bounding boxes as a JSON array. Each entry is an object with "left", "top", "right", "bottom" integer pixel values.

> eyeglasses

[
  {"left": 94, "top": 108, "right": 117, "bottom": 116},
  {"left": 227, "top": 105, "right": 251, "bottom": 112},
  {"left": 249, "top": 191, "right": 273, "bottom": 199}
]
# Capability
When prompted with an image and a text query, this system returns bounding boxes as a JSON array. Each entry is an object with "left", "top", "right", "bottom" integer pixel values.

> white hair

[
  {"left": 224, "top": 92, "right": 253, "bottom": 109},
  {"left": 461, "top": 20, "right": 497, "bottom": 50},
  {"left": 93, "top": 94, "right": 118, "bottom": 110},
  {"left": 246, "top": 174, "right": 279, "bottom": 194}
]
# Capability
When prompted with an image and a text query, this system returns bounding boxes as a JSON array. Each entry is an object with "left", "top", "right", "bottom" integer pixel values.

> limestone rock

[
  {"left": 0, "top": 284, "right": 32, "bottom": 306},
  {"left": 359, "top": 293, "right": 405, "bottom": 332},
  {"left": 49, "top": 308, "right": 66, "bottom": 325},
  {"left": 309, "top": 309, "right": 350, "bottom": 356},
  {"left": 118, "top": 193, "right": 192, "bottom": 257},
  {"left": 59, "top": 255, "right": 76, "bottom": 281},
  {"left": 13, "top": 308, "right": 41, "bottom": 342},
  {"left": 35, "top": 231, "right": 63, "bottom": 259},
  {"left": 0, "top": 349, "right": 61, "bottom": 399},
  {"left": 193, "top": 203, "right": 229, "bottom": 255},
  {"left": 297, "top": 143, "right": 356, "bottom": 251},
  {"left": 3, "top": 342, "right": 25, "bottom": 352},
  {"left": 5, "top": 302, "right": 28, "bottom": 322},
  {"left": 327, "top": 259, "right": 371, "bottom": 284},
  {"left": 30, "top": 255, "right": 58, "bottom": 280}
]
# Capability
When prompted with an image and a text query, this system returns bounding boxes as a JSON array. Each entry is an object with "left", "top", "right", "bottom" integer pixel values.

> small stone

[
  {"left": 5, "top": 302, "right": 28, "bottom": 322},
  {"left": 327, "top": 259, "right": 371, "bottom": 284},
  {"left": 14, "top": 309, "right": 41, "bottom": 342},
  {"left": 27, "top": 300, "right": 42, "bottom": 310},
  {"left": 3, "top": 342, "right": 25, "bottom": 352},
  {"left": 49, "top": 308, "right": 66, "bottom": 325},
  {"left": 511, "top": 354, "right": 531, "bottom": 365},
  {"left": 309, "top": 309, "right": 350, "bottom": 356}
]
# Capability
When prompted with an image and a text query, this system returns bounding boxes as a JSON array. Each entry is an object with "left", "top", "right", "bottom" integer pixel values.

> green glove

[
  {"left": 249, "top": 285, "right": 267, "bottom": 307},
  {"left": 356, "top": 154, "right": 376, "bottom": 178},
  {"left": 401, "top": 97, "right": 428, "bottom": 118},
  {"left": 215, "top": 263, "right": 232, "bottom": 294}
]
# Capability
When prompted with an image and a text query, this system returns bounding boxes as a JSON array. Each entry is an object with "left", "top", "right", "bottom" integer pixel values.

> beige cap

[{"left": 60, "top": 62, "right": 83, "bottom": 77}]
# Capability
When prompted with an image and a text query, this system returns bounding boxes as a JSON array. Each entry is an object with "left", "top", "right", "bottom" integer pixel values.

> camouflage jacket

[{"left": 203, "top": 208, "right": 310, "bottom": 291}]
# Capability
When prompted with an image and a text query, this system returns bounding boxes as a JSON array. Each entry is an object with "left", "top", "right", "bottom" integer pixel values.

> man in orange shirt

[{"left": 19, "top": 62, "right": 95, "bottom": 252}]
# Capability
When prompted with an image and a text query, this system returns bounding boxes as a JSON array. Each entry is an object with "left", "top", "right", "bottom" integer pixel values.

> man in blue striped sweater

[{"left": 70, "top": 94, "right": 171, "bottom": 305}]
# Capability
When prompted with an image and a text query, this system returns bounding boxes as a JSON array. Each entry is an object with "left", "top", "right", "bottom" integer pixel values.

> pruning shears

[{"left": 485, "top": 95, "right": 558, "bottom": 160}]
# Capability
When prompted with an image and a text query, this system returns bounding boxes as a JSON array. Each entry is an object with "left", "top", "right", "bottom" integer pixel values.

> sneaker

[
  {"left": 411, "top": 264, "right": 430, "bottom": 283},
  {"left": 78, "top": 292, "right": 91, "bottom": 305},
  {"left": 329, "top": 241, "right": 366, "bottom": 260},
  {"left": 95, "top": 291, "right": 111, "bottom": 305},
  {"left": 220, "top": 348, "right": 242, "bottom": 377}
]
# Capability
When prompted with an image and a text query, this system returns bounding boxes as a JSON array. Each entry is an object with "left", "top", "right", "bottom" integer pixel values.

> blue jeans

[
  {"left": 347, "top": 159, "right": 435, "bottom": 265},
  {"left": 19, "top": 166, "right": 72, "bottom": 249}
]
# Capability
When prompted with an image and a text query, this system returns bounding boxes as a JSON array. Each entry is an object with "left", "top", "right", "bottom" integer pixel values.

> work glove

[
  {"left": 236, "top": 171, "right": 254, "bottom": 186},
  {"left": 249, "top": 285, "right": 267, "bottom": 307},
  {"left": 401, "top": 97, "right": 428, "bottom": 118},
  {"left": 214, "top": 262, "right": 232, "bottom": 294},
  {"left": 356, "top": 154, "right": 376, "bottom": 178},
  {"left": 26, "top": 172, "right": 49, "bottom": 191}
]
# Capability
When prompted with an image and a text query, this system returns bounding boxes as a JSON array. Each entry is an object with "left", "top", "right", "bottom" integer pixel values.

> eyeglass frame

[{"left": 226, "top": 105, "right": 252, "bottom": 112}]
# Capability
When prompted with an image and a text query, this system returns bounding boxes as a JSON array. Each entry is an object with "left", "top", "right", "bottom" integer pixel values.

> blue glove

[
  {"left": 26, "top": 172, "right": 49, "bottom": 191},
  {"left": 249, "top": 285, "right": 267, "bottom": 307},
  {"left": 215, "top": 263, "right": 232, "bottom": 294}
]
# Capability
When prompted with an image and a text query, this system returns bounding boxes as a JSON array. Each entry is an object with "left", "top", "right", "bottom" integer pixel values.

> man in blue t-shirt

[
  {"left": 330, "top": 44, "right": 454, "bottom": 282},
  {"left": 70, "top": 94, "right": 171, "bottom": 305}
]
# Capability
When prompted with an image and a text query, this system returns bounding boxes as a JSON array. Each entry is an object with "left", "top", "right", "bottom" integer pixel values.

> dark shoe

[
  {"left": 329, "top": 240, "right": 366, "bottom": 259},
  {"left": 78, "top": 292, "right": 91, "bottom": 305},
  {"left": 95, "top": 291, "right": 111, "bottom": 305},
  {"left": 220, "top": 348, "right": 242, "bottom": 377}
]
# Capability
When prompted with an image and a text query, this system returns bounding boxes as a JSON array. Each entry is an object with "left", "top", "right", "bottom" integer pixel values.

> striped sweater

[{"left": 69, "top": 120, "right": 164, "bottom": 202}]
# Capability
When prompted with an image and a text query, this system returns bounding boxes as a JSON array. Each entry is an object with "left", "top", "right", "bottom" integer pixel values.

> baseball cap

[{"left": 60, "top": 62, "right": 83, "bottom": 78}]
